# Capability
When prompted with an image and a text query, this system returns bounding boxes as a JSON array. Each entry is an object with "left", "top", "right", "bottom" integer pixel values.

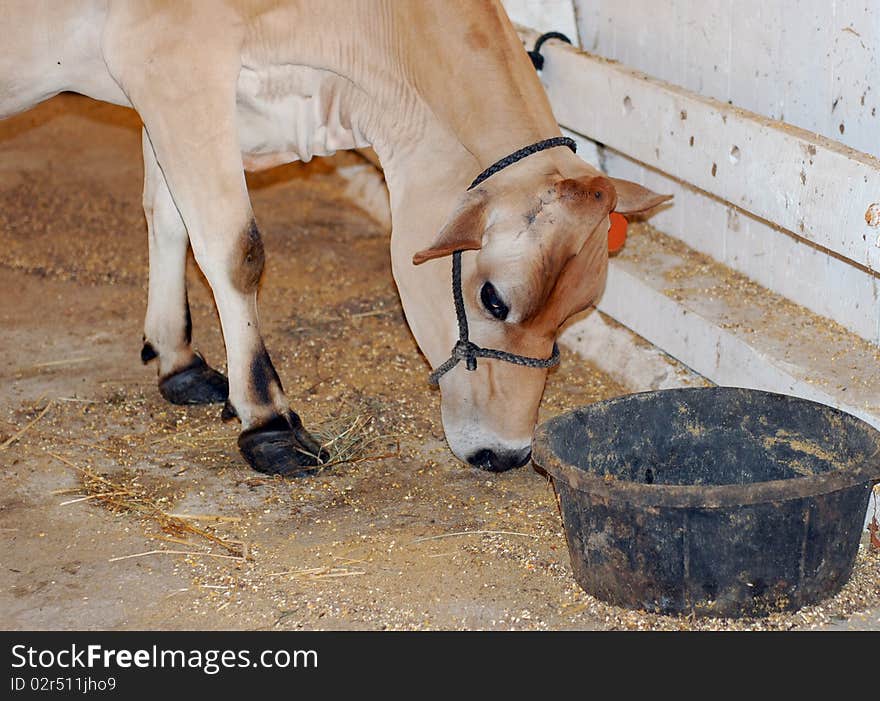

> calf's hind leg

[{"left": 141, "top": 129, "right": 229, "bottom": 405}]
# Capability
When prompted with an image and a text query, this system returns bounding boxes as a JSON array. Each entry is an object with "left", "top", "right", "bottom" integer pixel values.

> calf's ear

[
  {"left": 412, "top": 191, "right": 488, "bottom": 265},
  {"left": 611, "top": 178, "right": 673, "bottom": 215}
]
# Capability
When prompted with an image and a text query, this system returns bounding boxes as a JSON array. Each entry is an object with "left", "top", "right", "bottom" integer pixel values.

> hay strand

[
  {"left": 1, "top": 401, "right": 53, "bottom": 450},
  {"left": 29, "top": 356, "right": 93, "bottom": 369},
  {"left": 267, "top": 565, "right": 366, "bottom": 580},
  {"left": 109, "top": 549, "right": 245, "bottom": 563},
  {"left": 410, "top": 530, "right": 539, "bottom": 544},
  {"left": 164, "top": 513, "right": 242, "bottom": 523}
]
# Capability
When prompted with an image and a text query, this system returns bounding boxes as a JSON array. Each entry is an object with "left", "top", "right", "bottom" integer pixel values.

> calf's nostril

[
  {"left": 467, "top": 447, "right": 532, "bottom": 472},
  {"left": 467, "top": 449, "right": 495, "bottom": 471}
]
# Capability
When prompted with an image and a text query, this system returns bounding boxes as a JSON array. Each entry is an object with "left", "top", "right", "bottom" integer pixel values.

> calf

[{"left": 0, "top": 0, "right": 668, "bottom": 475}]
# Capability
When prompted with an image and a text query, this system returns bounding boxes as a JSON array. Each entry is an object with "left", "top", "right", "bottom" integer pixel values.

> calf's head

[{"left": 412, "top": 167, "right": 669, "bottom": 471}]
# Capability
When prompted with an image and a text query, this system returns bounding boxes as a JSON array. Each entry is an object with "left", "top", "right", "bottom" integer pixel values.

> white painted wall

[
  {"left": 501, "top": 0, "right": 581, "bottom": 45},
  {"left": 504, "top": 0, "right": 880, "bottom": 346},
  {"left": 575, "top": 0, "right": 880, "bottom": 158}
]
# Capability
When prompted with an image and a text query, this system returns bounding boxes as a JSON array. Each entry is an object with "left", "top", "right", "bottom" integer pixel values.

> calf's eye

[{"left": 480, "top": 282, "right": 509, "bottom": 321}]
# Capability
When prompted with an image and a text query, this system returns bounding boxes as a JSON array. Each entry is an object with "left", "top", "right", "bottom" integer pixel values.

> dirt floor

[{"left": 1, "top": 95, "right": 878, "bottom": 631}]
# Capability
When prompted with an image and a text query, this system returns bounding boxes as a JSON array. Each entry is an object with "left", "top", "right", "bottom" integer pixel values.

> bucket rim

[{"left": 532, "top": 387, "right": 880, "bottom": 509}]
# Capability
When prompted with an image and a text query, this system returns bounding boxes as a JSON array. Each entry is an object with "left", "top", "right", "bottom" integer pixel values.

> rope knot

[{"left": 452, "top": 340, "right": 480, "bottom": 371}]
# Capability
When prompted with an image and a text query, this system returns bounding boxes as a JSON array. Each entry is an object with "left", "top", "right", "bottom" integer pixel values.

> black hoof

[
  {"left": 238, "top": 412, "right": 329, "bottom": 477},
  {"left": 159, "top": 355, "right": 229, "bottom": 405},
  {"left": 221, "top": 400, "right": 238, "bottom": 422}
]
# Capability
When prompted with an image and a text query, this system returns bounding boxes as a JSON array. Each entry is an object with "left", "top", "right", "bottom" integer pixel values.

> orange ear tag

[{"left": 608, "top": 212, "right": 628, "bottom": 254}]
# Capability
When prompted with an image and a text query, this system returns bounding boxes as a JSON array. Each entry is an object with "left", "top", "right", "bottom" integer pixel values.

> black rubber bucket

[{"left": 532, "top": 387, "right": 880, "bottom": 618}]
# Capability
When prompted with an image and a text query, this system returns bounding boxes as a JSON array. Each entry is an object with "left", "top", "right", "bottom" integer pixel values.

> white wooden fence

[{"left": 503, "top": 2, "right": 880, "bottom": 395}]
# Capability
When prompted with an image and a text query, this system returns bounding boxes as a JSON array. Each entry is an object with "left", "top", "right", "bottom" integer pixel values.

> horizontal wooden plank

[
  {"left": 559, "top": 310, "right": 704, "bottom": 392},
  {"left": 592, "top": 225, "right": 880, "bottom": 431},
  {"left": 521, "top": 28, "right": 880, "bottom": 274}
]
